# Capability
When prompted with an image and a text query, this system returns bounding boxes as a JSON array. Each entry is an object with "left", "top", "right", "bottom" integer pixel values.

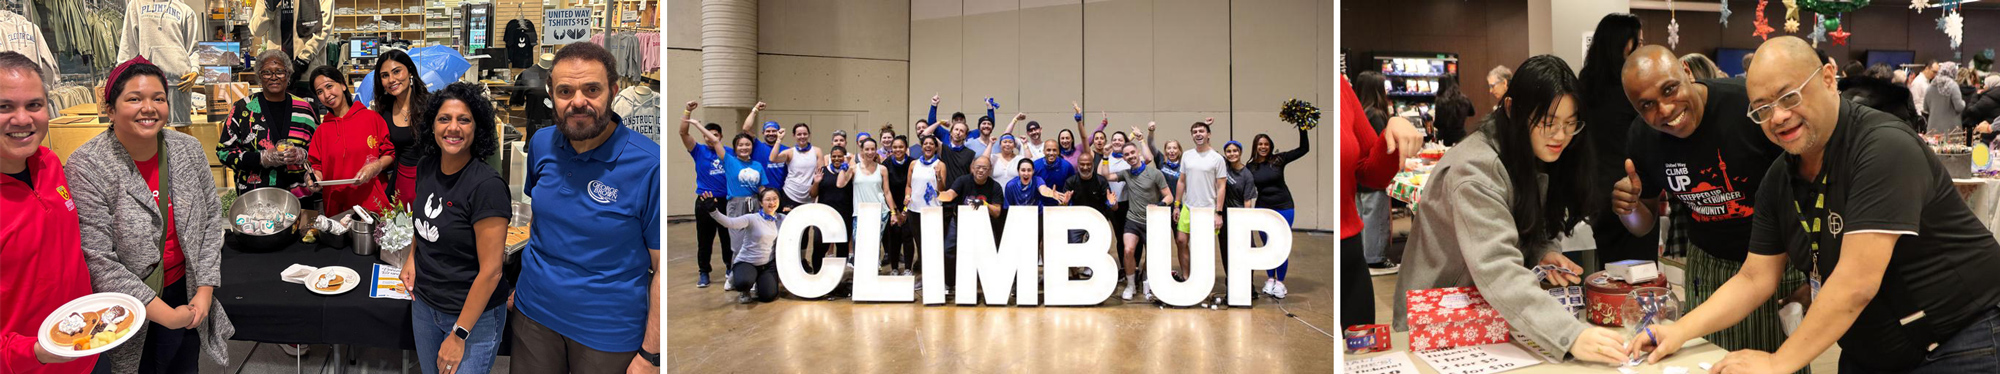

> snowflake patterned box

[{"left": 1405, "top": 286, "right": 1514, "bottom": 351}]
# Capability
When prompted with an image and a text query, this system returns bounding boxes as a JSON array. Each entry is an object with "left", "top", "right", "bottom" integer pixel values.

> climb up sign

[{"left": 545, "top": 8, "right": 594, "bottom": 45}]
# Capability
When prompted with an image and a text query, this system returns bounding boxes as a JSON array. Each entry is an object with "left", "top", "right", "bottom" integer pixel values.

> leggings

[
  {"left": 1340, "top": 234, "right": 1374, "bottom": 327},
  {"left": 811, "top": 217, "right": 854, "bottom": 272},
  {"left": 1266, "top": 209, "right": 1295, "bottom": 281},
  {"left": 730, "top": 262, "right": 780, "bottom": 302},
  {"left": 695, "top": 195, "right": 732, "bottom": 274},
  {"left": 886, "top": 212, "right": 915, "bottom": 270}
]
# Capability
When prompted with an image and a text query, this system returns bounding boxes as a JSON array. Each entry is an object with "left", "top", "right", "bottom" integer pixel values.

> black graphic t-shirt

[
  {"left": 1627, "top": 78, "right": 1781, "bottom": 262},
  {"left": 412, "top": 157, "right": 514, "bottom": 315}
]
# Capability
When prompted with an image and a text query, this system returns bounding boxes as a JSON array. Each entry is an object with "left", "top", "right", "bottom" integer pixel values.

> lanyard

[{"left": 1792, "top": 174, "right": 1830, "bottom": 299}]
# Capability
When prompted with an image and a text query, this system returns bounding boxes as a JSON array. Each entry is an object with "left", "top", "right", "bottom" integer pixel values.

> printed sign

[{"left": 545, "top": 8, "right": 594, "bottom": 44}]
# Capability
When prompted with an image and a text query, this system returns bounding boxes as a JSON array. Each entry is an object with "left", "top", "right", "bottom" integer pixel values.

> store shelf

[
  {"left": 337, "top": 13, "right": 423, "bottom": 17},
  {"left": 1384, "top": 72, "right": 1450, "bottom": 78},
  {"left": 336, "top": 29, "right": 424, "bottom": 34},
  {"left": 1388, "top": 92, "right": 1437, "bottom": 97}
]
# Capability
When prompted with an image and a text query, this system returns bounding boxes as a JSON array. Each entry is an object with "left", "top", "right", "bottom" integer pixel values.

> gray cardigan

[
  {"left": 65, "top": 130, "right": 235, "bottom": 370},
  {"left": 1927, "top": 76, "right": 1966, "bottom": 134},
  {"left": 1391, "top": 132, "right": 1582, "bottom": 362}
]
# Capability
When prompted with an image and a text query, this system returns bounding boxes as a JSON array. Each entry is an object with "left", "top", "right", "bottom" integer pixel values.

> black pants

[
  {"left": 695, "top": 196, "right": 731, "bottom": 275},
  {"left": 1341, "top": 235, "right": 1374, "bottom": 328},
  {"left": 118, "top": 280, "right": 198, "bottom": 374},
  {"left": 811, "top": 218, "right": 853, "bottom": 273},
  {"left": 730, "top": 262, "right": 779, "bottom": 302},
  {"left": 886, "top": 212, "right": 916, "bottom": 270}
]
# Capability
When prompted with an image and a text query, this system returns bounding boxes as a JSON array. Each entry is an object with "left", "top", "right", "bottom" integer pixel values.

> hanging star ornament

[
  {"left": 1912, "top": 0, "right": 1932, "bottom": 11},
  {"left": 1783, "top": 0, "right": 1801, "bottom": 32},
  {"left": 1830, "top": 25, "right": 1852, "bottom": 46},
  {"left": 1753, "top": 0, "right": 1777, "bottom": 40},
  {"left": 1948, "top": 10, "right": 1965, "bottom": 49},
  {"left": 1720, "top": 0, "right": 1733, "bottom": 27},
  {"left": 1669, "top": 19, "right": 1682, "bottom": 49},
  {"left": 1939, "top": 15, "right": 1950, "bottom": 32}
]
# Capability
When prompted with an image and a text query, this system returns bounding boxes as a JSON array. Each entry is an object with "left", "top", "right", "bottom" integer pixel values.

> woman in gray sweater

[
  {"left": 711, "top": 188, "right": 787, "bottom": 304},
  {"left": 66, "top": 58, "right": 234, "bottom": 373},
  {"left": 1392, "top": 55, "right": 1625, "bottom": 364}
]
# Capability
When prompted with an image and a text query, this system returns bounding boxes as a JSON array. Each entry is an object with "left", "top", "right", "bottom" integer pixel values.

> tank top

[
  {"left": 990, "top": 153, "right": 1027, "bottom": 190},
  {"left": 783, "top": 146, "right": 820, "bottom": 202},
  {"left": 907, "top": 157, "right": 941, "bottom": 212},
  {"left": 852, "top": 163, "right": 889, "bottom": 223}
]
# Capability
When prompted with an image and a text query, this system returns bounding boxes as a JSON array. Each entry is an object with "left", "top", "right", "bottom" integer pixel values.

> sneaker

[
  {"left": 1143, "top": 283, "right": 1154, "bottom": 301},
  {"left": 737, "top": 292, "right": 753, "bottom": 304},
  {"left": 1262, "top": 278, "right": 1276, "bottom": 295},
  {"left": 1368, "top": 260, "right": 1401, "bottom": 276},
  {"left": 1122, "top": 285, "right": 1135, "bottom": 301},
  {"left": 1271, "top": 281, "right": 1289, "bottom": 299},
  {"left": 281, "top": 344, "right": 308, "bottom": 357},
  {"left": 697, "top": 273, "right": 711, "bottom": 288},
  {"left": 723, "top": 274, "right": 736, "bottom": 291}
]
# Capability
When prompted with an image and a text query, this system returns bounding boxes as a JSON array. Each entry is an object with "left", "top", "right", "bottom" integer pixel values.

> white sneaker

[
  {"left": 723, "top": 273, "right": 736, "bottom": 291},
  {"left": 1143, "top": 283, "right": 1154, "bottom": 301},
  {"left": 1262, "top": 278, "right": 1276, "bottom": 295},
  {"left": 281, "top": 344, "right": 308, "bottom": 356},
  {"left": 1122, "top": 285, "right": 1135, "bottom": 301},
  {"left": 1271, "top": 281, "right": 1289, "bottom": 299}
]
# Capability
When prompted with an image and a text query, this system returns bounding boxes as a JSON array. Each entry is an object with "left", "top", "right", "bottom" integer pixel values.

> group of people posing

[
  {"left": 680, "top": 96, "right": 1310, "bottom": 304},
  {"left": 1345, "top": 13, "right": 2000, "bottom": 374},
  {"left": 4, "top": 41, "right": 661, "bottom": 374}
]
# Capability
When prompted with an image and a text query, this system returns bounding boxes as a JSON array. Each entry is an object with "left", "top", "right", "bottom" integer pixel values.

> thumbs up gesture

[{"left": 1612, "top": 159, "right": 1645, "bottom": 216}]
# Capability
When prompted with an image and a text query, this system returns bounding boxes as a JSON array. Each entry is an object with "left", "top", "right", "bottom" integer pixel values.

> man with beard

[
  {"left": 516, "top": 42, "right": 662, "bottom": 374},
  {"left": 1614, "top": 45, "right": 1807, "bottom": 358}
]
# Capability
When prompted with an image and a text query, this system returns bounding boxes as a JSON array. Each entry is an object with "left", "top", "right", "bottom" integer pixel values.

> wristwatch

[
  {"left": 639, "top": 350, "right": 661, "bottom": 366},
  {"left": 451, "top": 325, "right": 471, "bottom": 341}
]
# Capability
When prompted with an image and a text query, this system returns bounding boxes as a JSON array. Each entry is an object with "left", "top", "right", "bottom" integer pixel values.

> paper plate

[
  {"left": 38, "top": 292, "right": 147, "bottom": 358},
  {"left": 306, "top": 266, "right": 362, "bottom": 295}
]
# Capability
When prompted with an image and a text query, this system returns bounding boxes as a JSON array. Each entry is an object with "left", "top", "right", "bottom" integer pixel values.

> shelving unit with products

[
  {"left": 332, "top": 0, "right": 428, "bottom": 40},
  {"left": 1369, "top": 52, "right": 1459, "bottom": 117},
  {"left": 424, "top": 0, "right": 463, "bottom": 50}
]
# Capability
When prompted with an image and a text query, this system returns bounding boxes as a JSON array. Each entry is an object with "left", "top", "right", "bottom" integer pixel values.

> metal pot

[
  {"left": 349, "top": 211, "right": 377, "bottom": 256},
  {"left": 224, "top": 188, "right": 301, "bottom": 252}
]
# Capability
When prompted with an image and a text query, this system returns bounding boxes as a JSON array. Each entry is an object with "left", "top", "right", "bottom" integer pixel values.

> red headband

[{"left": 104, "top": 56, "right": 155, "bottom": 103}]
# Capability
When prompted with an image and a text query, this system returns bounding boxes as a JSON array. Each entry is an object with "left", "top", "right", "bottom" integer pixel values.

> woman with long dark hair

[
  {"left": 398, "top": 82, "right": 510, "bottom": 374},
  {"left": 1575, "top": 13, "right": 1653, "bottom": 264},
  {"left": 1434, "top": 73, "right": 1475, "bottom": 145},
  {"left": 305, "top": 66, "right": 394, "bottom": 213},
  {"left": 1246, "top": 123, "right": 1307, "bottom": 298},
  {"left": 1351, "top": 70, "right": 1401, "bottom": 275},
  {"left": 1392, "top": 55, "right": 1623, "bottom": 364},
  {"left": 373, "top": 49, "right": 433, "bottom": 204}
]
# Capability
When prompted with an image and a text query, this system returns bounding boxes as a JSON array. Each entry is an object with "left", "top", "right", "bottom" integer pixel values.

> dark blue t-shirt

[{"left": 690, "top": 144, "right": 727, "bottom": 195}]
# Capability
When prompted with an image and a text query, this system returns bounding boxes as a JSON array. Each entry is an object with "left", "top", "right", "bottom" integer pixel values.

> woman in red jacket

[
  {"left": 1341, "top": 75, "right": 1423, "bottom": 328},
  {"left": 0, "top": 51, "right": 97, "bottom": 374},
  {"left": 306, "top": 66, "right": 395, "bottom": 213}
]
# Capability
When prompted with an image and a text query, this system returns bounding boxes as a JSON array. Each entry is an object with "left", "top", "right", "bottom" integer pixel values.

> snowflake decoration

[
  {"left": 1720, "top": 0, "right": 1733, "bottom": 27},
  {"left": 1948, "top": 10, "right": 1965, "bottom": 49},
  {"left": 1669, "top": 19, "right": 1682, "bottom": 49},
  {"left": 1912, "top": 0, "right": 1931, "bottom": 11},
  {"left": 1485, "top": 324, "right": 1510, "bottom": 341},
  {"left": 1939, "top": 15, "right": 1950, "bottom": 32}
]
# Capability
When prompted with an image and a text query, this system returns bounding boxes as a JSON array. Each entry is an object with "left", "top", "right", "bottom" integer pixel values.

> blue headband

[
  {"left": 857, "top": 132, "right": 871, "bottom": 139},
  {"left": 763, "top": 121, "right": 781, "bottom": 131},
  {"left": 998, "top": 134, "right": 1016, "bottom": 143},
  {"left": 1226, "top": 140, "right": 1243, "bottom": 150}
]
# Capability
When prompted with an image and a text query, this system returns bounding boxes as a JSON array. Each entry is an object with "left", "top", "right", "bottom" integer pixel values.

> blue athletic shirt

[{"left": 518, "top": 123, "right": 662, "bottom": 352}]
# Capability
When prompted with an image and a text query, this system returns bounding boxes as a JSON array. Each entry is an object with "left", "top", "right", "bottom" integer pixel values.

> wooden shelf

[
  {"left": 337, "top": 13, "right": 422, "bottom": 17},
  {"left": 336, "top": 29, "right": 424, "bottom": 34}
]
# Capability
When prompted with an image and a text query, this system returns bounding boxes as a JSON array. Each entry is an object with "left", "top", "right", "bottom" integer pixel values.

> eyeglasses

[
  {"left": 259, "top": 70, "right": 289, "bottom": 79},
  {"left": 1748, "top": 68, "right": 1824, "bottom": 124},
  {"left": 1534, "top": 118, "right": 1585, "bottom": 138}
]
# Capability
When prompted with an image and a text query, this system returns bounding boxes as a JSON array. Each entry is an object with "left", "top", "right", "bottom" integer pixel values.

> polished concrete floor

[{"left": 664, "top": 220, "right": 1339, "bottom": 373}]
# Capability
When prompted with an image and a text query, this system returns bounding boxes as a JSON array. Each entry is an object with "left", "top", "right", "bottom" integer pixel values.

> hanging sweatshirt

[
  {"left": 0, "top": 10, "right": 56, "bottom": 86},
  {"left": 613, "top": 86, "right": 659, "bottom": 141},
  {"left": 120, "top": 0, "right": 202, "bottom": 126}
]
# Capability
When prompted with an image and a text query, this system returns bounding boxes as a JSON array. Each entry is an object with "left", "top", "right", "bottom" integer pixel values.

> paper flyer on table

[
  {"left": 1345, "top": 353, "right": 1421, "bottom": 374},
  {"left": 370, "top": 264, "right": 411, "bottom": 300},
  {"left": 1413, "top": 342, "right": 1542, "bottom": 374}
]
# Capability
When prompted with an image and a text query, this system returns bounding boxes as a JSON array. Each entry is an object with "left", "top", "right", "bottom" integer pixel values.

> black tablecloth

[{"left": 218, "top": 236, "right": 418, "bottom": 350}]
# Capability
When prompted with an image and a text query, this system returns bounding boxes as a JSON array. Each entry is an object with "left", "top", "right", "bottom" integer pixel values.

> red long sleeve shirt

[
  {"left": 0, "top": 147, "right": 99, "bottom": 374},
  {"left": 1341, "top": 77, "right": 1402, "bottom": 238},
  {"left": 308, "top": 102, "right": 396, "bottom": 214}
]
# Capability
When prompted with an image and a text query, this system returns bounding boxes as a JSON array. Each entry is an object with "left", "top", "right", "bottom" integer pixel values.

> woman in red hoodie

[
  {"left": 0, "top": 51, "right": 97, "bottom": 373},
  {"left": 306, "top": 66, "right": 396, "bottom": 214},
  {"left": 1341, "top": 75, "right": 1423, "bottom": 328}
]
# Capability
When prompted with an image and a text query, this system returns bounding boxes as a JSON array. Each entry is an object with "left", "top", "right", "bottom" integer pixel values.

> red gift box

[
  {"left": 1344, "top": 324, "right": 1392, "bottom": 353},
  {"left": 1405, "top": 287, "right": 1514, "bottom": 351}
]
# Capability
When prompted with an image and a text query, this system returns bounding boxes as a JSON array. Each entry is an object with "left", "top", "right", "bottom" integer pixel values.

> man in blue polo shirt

[{"left": 516, "top": 42, "right": 662, "bottom": 373}]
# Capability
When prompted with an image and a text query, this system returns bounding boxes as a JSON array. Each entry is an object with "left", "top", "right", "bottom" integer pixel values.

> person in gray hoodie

[
  {"left": 1393, "top": 55, "right": 1626, "bottom": 364},
  {"left": 1927, "top": 62, "right": 1966, "bottom": 135}
]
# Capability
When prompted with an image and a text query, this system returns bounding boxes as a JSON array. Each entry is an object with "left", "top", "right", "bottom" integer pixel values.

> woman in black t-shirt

[
  {"left": 810, "top": 146, "right": 854, "bottom": 273},
  {"left": 396, "top": 82, "right": 512, "bottom": 374},
  {"left": 373, "top": 50, "right": 434, "bottom": 204}
]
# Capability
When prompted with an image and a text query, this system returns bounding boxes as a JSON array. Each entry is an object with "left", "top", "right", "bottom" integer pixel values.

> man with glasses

[
  {"left": 937, "top": 156, "right": 1003, "bottom": 296},
  {"left": 1633, "top": 36, "right": 2000, "bottom": 373},
  {"left": 1612, "top": 45, "right": 1808, "bottom": 360}
]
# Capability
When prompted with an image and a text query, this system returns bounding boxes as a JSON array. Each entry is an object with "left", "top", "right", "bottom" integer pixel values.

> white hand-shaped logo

[{"left": 416, "top": 193, "right": 443, "bottom": 242}]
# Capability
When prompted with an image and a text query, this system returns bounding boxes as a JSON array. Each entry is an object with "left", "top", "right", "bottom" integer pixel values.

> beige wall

[
  {"left": 668, "top": 0, "right": 1335, "bottom": 231},
  {"left": 667, "top": 0, "right": 912, "bottom": 218},
  {"left": 909, "top": 0, "right": 1336, "bottom": 230}
]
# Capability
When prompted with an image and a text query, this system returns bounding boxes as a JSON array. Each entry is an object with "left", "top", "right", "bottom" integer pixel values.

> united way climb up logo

[{"left": 588, "top": 180, "right": 619, "bottom": 204}]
